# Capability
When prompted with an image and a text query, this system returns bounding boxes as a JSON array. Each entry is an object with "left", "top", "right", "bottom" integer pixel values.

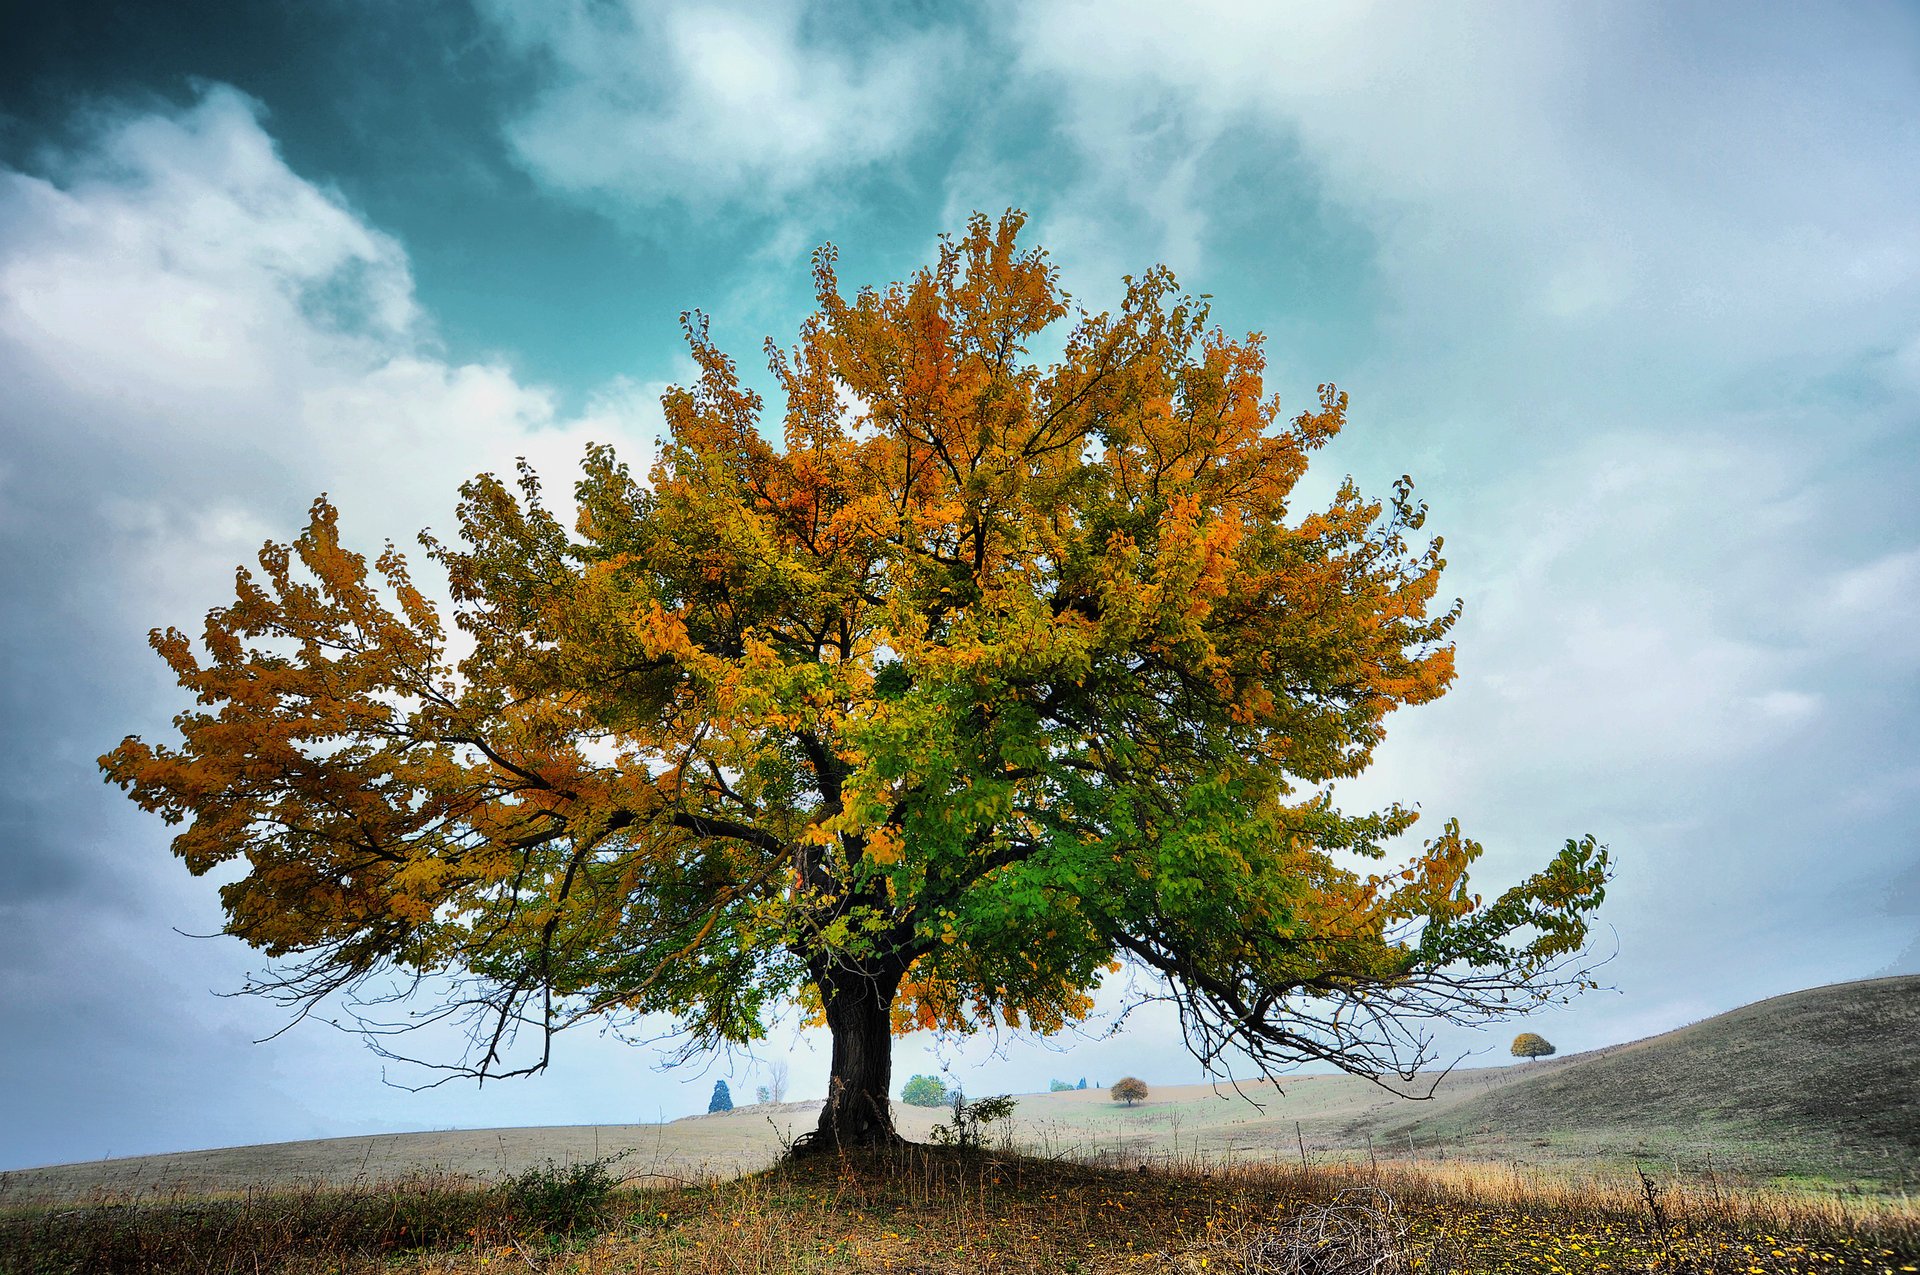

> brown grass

[{"left": 5, "top": 1144, "right": 1916, "bottom": 1274}]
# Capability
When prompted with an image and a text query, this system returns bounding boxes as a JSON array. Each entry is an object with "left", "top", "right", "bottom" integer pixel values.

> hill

[
  {"left": 3, "top": 976, "right": 1911, "bottom": 1203},
  {"left": 1383, "top": 974, "right": 1919, "bottom": 1185}
]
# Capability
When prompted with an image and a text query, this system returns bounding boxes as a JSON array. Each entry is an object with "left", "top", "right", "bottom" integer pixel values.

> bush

[
  {"left": 900, "top": 1073, "right": 949, "bottom": 1107},
  {"left": 1111, "top": 1076, "right": 1149, "bottom": 1106},
  {"left": 500, "top": 1154, "right": 624, "bottom": 1235},
  {"left": 1049, "top": 1078, "right": 1075, "bottom": 1092},
  {"left": 1510, "top": 1032, "right": 1556, "bottom": 1061},
  {"left": 930, "top": 1092, "right": 1017, "bottom": 1149}
]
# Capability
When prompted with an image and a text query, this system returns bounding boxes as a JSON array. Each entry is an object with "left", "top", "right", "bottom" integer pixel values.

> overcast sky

[{"left": 2, "top": 1, "right": 1916, "bottom": 1173}]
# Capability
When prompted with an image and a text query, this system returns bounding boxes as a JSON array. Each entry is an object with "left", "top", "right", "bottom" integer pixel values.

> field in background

[{"left": 7, "top": 975, "right": 1913, "bottom": 1207}]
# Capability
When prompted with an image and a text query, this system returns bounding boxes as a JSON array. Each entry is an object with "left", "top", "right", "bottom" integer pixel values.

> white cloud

[
  {"left": 479, "top": 0, "right": 956, "bottom": 210},
  {"left": 0, "top": 86, "right": 658, "bottom": 627},
  {"left": 1815, "top": 545, "right": 1920, "bottom": 669},
  {"left": 1005, "top": 2, "right": 1920, "bottom": 393},
  {"left": 0, "top": 84, "right": 680, "bottom": 1166}
]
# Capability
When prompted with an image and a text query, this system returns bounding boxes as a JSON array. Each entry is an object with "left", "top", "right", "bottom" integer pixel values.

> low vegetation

[
  {"left": 899, "top": 1074, "right": 948, "bottom": 1108},
  {"left": 4, "top": 1146, "right": 1916, "bottom": 1274}
]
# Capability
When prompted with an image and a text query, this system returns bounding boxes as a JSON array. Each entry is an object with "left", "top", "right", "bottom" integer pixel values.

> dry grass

[{"left": 5, "top": 1144, "right": 1916, "bottom": 1275}]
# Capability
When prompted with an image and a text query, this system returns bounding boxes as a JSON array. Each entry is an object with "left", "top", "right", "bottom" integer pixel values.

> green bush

[
  {"left": 900, "top": 1073, "right": 949, "bottom": 1107},
  {"left": 499, "top": 1154, "right": 625, "bottom": 1235},
  {"left": 930, "top": 1093, "right": 1018, "bottom": 1149}
]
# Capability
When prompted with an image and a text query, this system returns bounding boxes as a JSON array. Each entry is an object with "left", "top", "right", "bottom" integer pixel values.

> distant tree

[
  {"left": 1510, "top": 1032, "right": 1556, "bottom": 1062},
  {"left": 900, "top": 1074, "right": 949, "bottom": 1108},
  {"left": 1111, "top": 1076, "right": 1149, "bottom": 1106},
  {"left": 1077, "top": 1078, "right": 1087, "bottom": 1090},
  {"left": 1049, "top": 1078, "right": 1074, "bottom": 1092},
  {"left": 762, "top": 1059, "right": 789, "bottom": 1104},
  {"left": 709, "top": 1080, "right": 733, "bottom": 1113},
  {"left": 755, "top": 1085, "right": 771, "bottom": 1104}
]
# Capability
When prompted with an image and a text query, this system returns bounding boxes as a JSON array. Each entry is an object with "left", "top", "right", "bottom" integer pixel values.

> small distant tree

[
  {"left": 1077, "top": 1078, "right": 1087, "bottom": 1090},
  {"left": 1510, "top": 1032, "right": 1555, "bottom": 1062},
  {"left": 1049, "top": 1078, "right": 1074, "bottom": 1092},
  {"left": 900, "top": 1074, "right": 949, "bottom": 1108},
  {"left": 755, "top": 1085, "right": 771, "bottom": 1103},
  {"left": 762, "top": 1059, "right": 789, "bottom": 1103},
  {"left": 709, "top": 1079, "right": 734, "bottom": 1112},
  {"left": 1111, "top": 1076, "right": 1149, "bottom": 1106}
]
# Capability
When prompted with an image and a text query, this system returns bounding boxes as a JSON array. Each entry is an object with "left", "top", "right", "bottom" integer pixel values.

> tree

[
  {"left": 900, "top": 1074, "right": 948, "bottom": 1108},
  {"left": 709, "top": 1079, "right": 733, "bottom": 1113},
  {"left": 1111, "top": 1076, "right": 1149, "bottom": 1107},
  {"left": 100, "top": 211, "right": 1609, "bottom": 1154},
  {"left": 1510, "top": 1032, "right": 1556, "bottom": 1062},
  {"left": 1077, "top": 1078, "right": 1087, "bottom": 1090}
]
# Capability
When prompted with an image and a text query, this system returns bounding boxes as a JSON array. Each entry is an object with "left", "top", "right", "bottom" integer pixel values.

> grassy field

[
  {"left": 0, "top": 1072, "right": 1522, "bottom": 1205},
  {"left": 3, "top": 976, "right": 1915, "bottom": 1271},
  {"left": 3, "top": 1145, "right": 1916, "bottom": 1273}
]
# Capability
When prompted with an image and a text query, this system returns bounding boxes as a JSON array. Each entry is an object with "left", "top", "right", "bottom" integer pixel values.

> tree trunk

[{"left": 793, "top": 963, "right": 904, "bottom": 1153}]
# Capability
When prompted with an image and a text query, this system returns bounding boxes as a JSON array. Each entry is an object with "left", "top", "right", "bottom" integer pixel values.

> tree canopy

[
  {"left": 101, "top": 211, "right": 1608, "bottom": 1149},
  {"left": 900, "top": 1074, "right": 949, "bottom": 1108},
  {"left": 1510, "top": 1032, "right": 1557, "bottom": 1060}
]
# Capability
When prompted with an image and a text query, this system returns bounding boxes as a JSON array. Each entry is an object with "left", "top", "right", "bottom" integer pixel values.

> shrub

[
  {"left": 1511, "top": 1032, "right": 1556, "bottom": 1061},
  {"left": 1049, "top": 1078, "right": 1075, "bottom": 1092},
  {"left": 500, "top": 1155, "right": 624, "bottom": 1235},
  {"left": 1111, "top": 1076, "right": 1149, "bottom": 1106},
  {"left": 930, "top": 1092, "right": 1018, "bottom": 1149},
  {"left": 900, "top": 1073, "right": 949, "bottom": 1107},
  {"left": 709, "top": 1079, "right": 734, "bottom": 1112}
]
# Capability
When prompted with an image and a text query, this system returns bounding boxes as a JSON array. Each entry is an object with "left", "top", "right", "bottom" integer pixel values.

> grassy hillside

[{"left": 1384, "top": 975, "right": 1920, "bottom": 1186}]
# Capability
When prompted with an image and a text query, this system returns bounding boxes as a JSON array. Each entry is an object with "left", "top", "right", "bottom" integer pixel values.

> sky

[{"left": 1, "top": 1, "right": 1916, "bottom": 1173}]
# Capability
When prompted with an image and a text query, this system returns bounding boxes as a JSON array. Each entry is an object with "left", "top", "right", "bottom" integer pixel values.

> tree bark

[{"left": 793, "top": 962, "right": 905, "bottom": 1153}]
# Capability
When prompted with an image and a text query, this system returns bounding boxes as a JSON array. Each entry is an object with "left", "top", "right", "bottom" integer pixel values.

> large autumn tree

[{"left": 102, "top": 213, "right": 1607, "bottom": 1150}]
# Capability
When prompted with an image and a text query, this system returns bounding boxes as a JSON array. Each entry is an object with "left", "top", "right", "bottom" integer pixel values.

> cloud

[
  {"left": 975, "top": 4, "right": 1920, "bottom": 1012},
  {"left": 0, "top": 83, "right": 666, "bottom": 895},
  {"left": 0, "top": 85, "right": 670, "bottom": 1166},
  {"left": 0, "top": 84, "right": 658, "bottom": 628},
  {"left": 478, "top": 0, "right": 958, "bottom": 212},
  {"left": 1005, "top": 2, "right": 1920, "bottom": 401}
]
